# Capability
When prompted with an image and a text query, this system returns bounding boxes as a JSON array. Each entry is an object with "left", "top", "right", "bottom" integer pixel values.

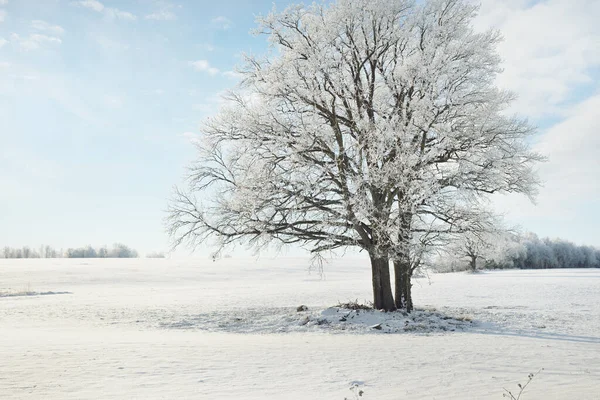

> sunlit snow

[{"left": 1, "top": 258, "right": 598, "bottom": 399}]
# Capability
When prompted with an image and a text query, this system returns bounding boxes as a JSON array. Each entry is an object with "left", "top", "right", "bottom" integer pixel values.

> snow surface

[{"left": 1, "top": 257, "right": 599, "bottom": 399}]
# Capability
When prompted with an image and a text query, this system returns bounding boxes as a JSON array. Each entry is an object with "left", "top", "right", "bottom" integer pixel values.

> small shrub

[
  {"left": 503, "top": 369, "right": 543, "bottom": 400},
  {"left": 336, "top": 300, "right": 373, "bottom": 310},
  {"left": 344, "top": 382, "right": 364, "bottom": 400}
]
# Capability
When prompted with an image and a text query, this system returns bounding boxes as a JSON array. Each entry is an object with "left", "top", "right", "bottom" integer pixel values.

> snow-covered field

[{"left": 1, "top": 257, "right": 599, "bottom": 399}]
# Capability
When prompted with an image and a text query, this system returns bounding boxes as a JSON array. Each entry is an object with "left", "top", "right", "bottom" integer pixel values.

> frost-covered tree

[
  {"left": 446, "top": 231, "right": 495, "bottom": 271},
  {"left": 168, "top": 0, "right": 542, "bottom": 311},
  {"left": 63, "top": 244, "right": 138, "bottom": 258},
  {"left": 84, "top": 246, "right": 97, "bottom": 258},
  {"left": 45, "top": 245, "right": 58, "bottom": 258},
  {"left": 22, "top": 246, "right": 31, "bottom": 259},
  {"left": 444, "top": 221, "right": 519, "bottom": 272},
  {"left": 438, "top": 231, "right": 600, "bottom": 270},
  {"left": 109, "top": 243, "right": 138, "bottom": 258},
  {"left": 507, "top": 233, "right": 600, "bottom": 269},
  {"left": 98, "top": 247, "right": 108, "bottom": 258}
]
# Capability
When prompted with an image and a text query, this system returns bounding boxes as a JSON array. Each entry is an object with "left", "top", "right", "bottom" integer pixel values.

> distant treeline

[
  {"left": 489, "top": 234, "right": 600, "bottom": 270},
  {"left": 1, "top": 244, "right": 139, "bottom": 259}
]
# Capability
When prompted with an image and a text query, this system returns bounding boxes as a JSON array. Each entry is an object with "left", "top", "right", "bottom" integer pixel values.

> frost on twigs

[
  {"left": 503, "top": 369, "right": 543, "bottom": 400},
  {"left": 168, "top": 0, "right": 543, "bottom": 310}
]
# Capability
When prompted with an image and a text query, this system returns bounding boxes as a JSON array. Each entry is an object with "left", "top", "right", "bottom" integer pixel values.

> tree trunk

[
  {"left": 369, "top": 254, "right": 396, "bottom": 311},
  {"left": 394, "top": 259, "right": 413, "bottom": 312},
  {"left": 469, "top": 255, "right": 477, "bottom": 271},
  {"left": 394, "top": 210, "right": 413, "bottom": 312}
]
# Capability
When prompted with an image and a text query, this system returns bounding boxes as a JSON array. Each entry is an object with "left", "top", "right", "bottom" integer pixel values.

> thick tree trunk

[
  {"left": 369, "top": 254, "right": 396, "bottom": 311},
  {"left": 394, "top": 210, "right": 413, "bottom": 312},
  {"left": 394, "top": 259, "right": 413, "bottom": 312}
]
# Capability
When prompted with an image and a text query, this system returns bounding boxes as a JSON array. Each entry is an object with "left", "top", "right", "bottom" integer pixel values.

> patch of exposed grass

[{"left": 335, "top": 300, "right": 373, "bottom": 310}]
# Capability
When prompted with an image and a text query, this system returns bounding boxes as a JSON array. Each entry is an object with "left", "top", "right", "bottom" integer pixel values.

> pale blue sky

[{"left": 1, "top": 0, "right": 599, "bottom": 255}]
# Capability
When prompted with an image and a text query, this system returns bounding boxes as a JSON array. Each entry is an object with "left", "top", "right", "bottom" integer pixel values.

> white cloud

[
  {"left": 223, "top": 70, "right": 242, "bottom": 80},
  {"left": 10, "top": 33, "right": 62, "bottom": 51},
  {"left": 73, "top": 0, "right": 104, "bottom": 12},
  {"left": 145, "top": 10, "right": 176, "bottom": 21},
  {"left": 494, "top": 93, "right": 600, "bottom": 242},
  {"left": 189, "top": 61, "right": 241, "bottom": 80},
  {"left": 189, "top": 60, "right": 220, "bottom": 76},
  {"left": 0, "top": 37, "right": 7, "bottom": 48},
  {"left": 0, "top": 61, "right": 9, "bottom": 68},
  {"left": 31, "top": 20, "right": 66, "bottom": 36},
  {"left": 535, "top": 94, "right": 600, "bottom": 199},
  {"left": 210, "top": 16, "right": 232, "bottom": 30},
  {"left": 472, "top": 0, "right": 600, "bottom": 245},
  {"left": 72, "top": 0, "right": 137, "bottom": 21},
  {"left": 0, "top": 0, "right": 8, "bottom": 6},
  {"left": 191, "top": 90, "right": 230, "bottom": 117},
  {"left": 475, "top": 0, "right": 600, "bottom": 118},
  {"left": 105, "top": 9, "right": 136, "bottom": 21},
  {"left": 0, "top": 10, "right": 6, "bottom": 23},
  {"left": 181, "top": 131, "right": 201, "bottom": 145}
]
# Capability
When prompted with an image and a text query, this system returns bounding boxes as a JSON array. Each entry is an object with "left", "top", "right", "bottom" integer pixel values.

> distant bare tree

[{"left": 448, "top": 226, "right": 514, "bottom": 272}]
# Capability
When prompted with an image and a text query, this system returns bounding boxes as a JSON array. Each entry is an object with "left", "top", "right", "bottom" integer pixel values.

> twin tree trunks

[
  {"left": 368, "top": 204, "right": 414, "bottom": 312},
  {"left": 369, "top": 255, "right": 413, "bottom": 312}
]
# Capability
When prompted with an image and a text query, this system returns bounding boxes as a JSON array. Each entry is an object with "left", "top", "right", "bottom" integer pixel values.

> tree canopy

[{"left": 168, "top": 0, "right": 542, "bottom": 311}]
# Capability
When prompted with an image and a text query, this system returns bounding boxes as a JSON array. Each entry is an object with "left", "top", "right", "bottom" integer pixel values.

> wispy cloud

[
  {"left": 181, "top": 131, "right": 201, "bottom": 144},
  {"left": 10, "top": 33, "right": 62, "bottom": 51},
  {"left": 31, "top": 20, "right": 66, "bottom": 36},
  {"left": 477, "top": 0, "right": 600, "bottom": 245},
  {"left": 189, "top": 60, "right": 220, "bottom": 76},
  {"left": 223, "top": 70, "right": 242, "bottom": 79},
  {"left": 476, "top": 0, "right": 600, "bottom": 118},
  {"left": 191, "top": 90, "right": 229, "bottom": 117},
  {"left": 0, "top": 0, "right": 8, "bottom": 6},
  {"left": 105, "top": 8, "right": 136, "bottom": 21},
  {"left": 145, "top": 10, "right": 176, "bottom": 21},
  {"left": 0, "top": 10, "right": 6, "bottom": 23},
  {"left": 71, "top": 0, "right": 137, "bottom": 21},
  {"left": 535, "top": 93, "right": 600, "bottom": 199},
  {"left": 189, "top": 61, "right": 242, "bottom": 80},
  {"left": 494, "top": 93, "right": 600, "bottom": 224},
  {"left": 73, "top": 0, "right": 104, "bottom": 12},
  {"left": 210, "top": 16, "right": 233, "bottom": 30},
  {"left": 0, "top": 37, "right": 7, "bottom": 48},
  {"left": 198, "top": 43, "right": 215, "bottom": 52}
]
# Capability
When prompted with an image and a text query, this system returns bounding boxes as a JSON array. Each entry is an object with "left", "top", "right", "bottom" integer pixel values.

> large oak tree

[{"left": 168, "top": 0, "right": 542, "bottom": 311}]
